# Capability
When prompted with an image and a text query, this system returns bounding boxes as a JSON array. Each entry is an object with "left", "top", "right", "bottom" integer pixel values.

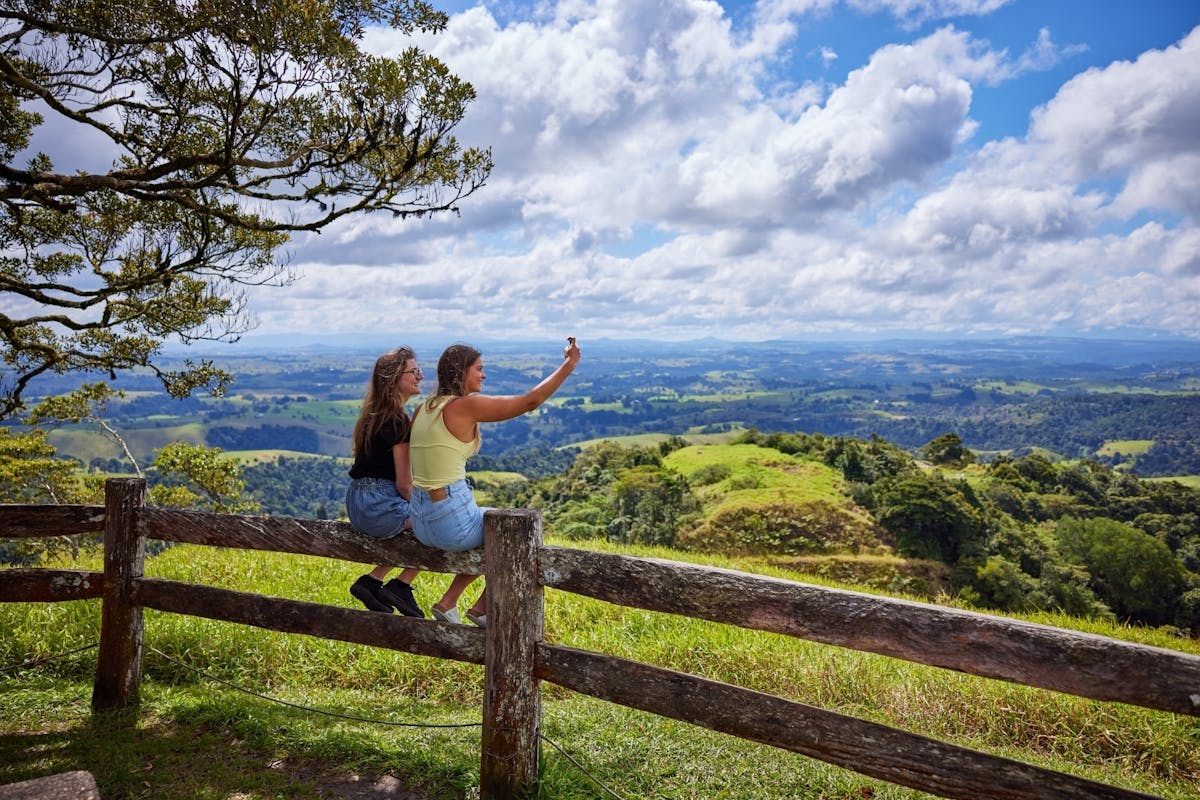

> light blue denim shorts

[
  {"left": 410, "top": 479, "right": 491, "bottom": 552},
  {"left": 345, "top": 477, "right": 411, "bottom": 539}
]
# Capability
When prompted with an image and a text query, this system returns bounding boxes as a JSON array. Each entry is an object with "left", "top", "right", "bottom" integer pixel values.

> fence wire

[{"left": 0, "top": 642, "right": 98, "bottom": 674}]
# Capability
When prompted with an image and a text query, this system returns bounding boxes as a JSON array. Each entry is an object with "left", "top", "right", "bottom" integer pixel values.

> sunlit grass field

[
  {"left": 1154, "top": 475, "right": 1200, "bottom": 490},
  {"left": 270, "top": 399, "right": 361, "bottom": 425},
  {"left": 1096, "top": 439, "right": 1155, "bottom": 457},
  {"left": 3, "top": 538, "right": 1199, "bottom": 799},
  {"left": 47, "top": 423, "right": 209, "bottom": 464},
  {"left": 568, "top": 428, "right": 744, "bottom": 450},
  {"left": 221, "top": 449, "right": 353, "bottom": 465}
]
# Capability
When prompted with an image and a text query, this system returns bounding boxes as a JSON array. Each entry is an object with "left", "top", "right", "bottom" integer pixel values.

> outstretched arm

[{"left": 452, "top": 338, "right": 580, "bottom": 427}]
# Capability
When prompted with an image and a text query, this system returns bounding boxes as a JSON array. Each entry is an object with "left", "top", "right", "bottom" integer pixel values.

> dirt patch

[
  {"left": 316, "top": 772, "right": 425, "bottom": 799},
  {"left": 267, "top": 759, "right": 426, "bottom": 800}
]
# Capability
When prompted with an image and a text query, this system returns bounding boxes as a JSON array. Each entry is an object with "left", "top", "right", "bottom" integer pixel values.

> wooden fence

[{"left": 3, "top": 477, "right": 1200, "bottom": 799}]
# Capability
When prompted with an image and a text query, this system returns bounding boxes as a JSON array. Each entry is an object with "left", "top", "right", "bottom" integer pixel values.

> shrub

[
  {"left": 680, "top": 499, "right": 880, "bottom": 556},
  {"left": 873, "top": 473, "right": 986, "bottom": 563},
  {"left": 1174, "top": 588, "right": 1200, "bottom": 636},
  {"left": 967, "top": 556, "right": 1041, "bottom": 612},
  {"left": 691, "top": 463, "right": 732, "bottom": 486}
]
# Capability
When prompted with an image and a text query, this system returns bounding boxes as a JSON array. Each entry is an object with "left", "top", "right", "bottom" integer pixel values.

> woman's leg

[
  {"left": 376, "top": 567, "right": 425, "bottom": 618},
  {"left": 466, "top": 589, "right": 486, "bottom": 622},
  {"left": 432, "top": 574, "right": 479, "bottom": 613}
]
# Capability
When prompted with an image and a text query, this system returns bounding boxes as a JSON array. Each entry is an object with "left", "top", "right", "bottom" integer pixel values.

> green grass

[
  {"left": 568, "top": 430, "right": 742, "bottom": 450},
  {"left": 1149, "top": 475, "right": 1200, "bottom": 489},
  {"left": 2, "top": 542, "right": 1200, "bottom": 796},
  {"left": 675, "top": 390, "right": 774, "bottom": 402},
  {"left": 973, "top": 380, "right": 1049, "bottom": 394},
  {"left": 663, "top": 443, "right": 867, "bottom": 527},
  {"left": 570, "top": 433, "right": 674, "bottom": 449},
  {"left": 665, "top": 443, "right": 842, "bottom": 496},
  {"left": 1096, "top": 440, "right": 1155, "bottom": 457},
  {"left": 271, "top": 399, "right": 361, "bottom": 425},
  {"left": 3, "top": 542, "right": 1200, "bottom": 799}
]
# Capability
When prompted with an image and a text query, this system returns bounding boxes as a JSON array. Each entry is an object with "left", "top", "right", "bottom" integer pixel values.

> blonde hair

[{"left": 352, "top": 346, "right": 415, "bottom": 459}]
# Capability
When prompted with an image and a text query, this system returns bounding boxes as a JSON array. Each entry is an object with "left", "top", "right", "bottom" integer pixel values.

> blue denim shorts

[
  {"left": 410, "top": 479, "right": 491, "bottom": 552},
  {"left": 345, "top": 477, "right": 411, "bottom": 539}
]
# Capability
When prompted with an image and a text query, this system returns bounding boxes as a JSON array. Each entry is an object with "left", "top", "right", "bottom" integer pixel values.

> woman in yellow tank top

[{"left": 410, "top": 337, "right": 581, "bottom": 627}]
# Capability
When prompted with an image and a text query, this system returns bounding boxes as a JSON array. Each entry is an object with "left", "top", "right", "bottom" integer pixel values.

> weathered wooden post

[
  {"left": 480, "top": 508, "right": 544, "bottom": 800},
  {"left": 92, "top": 477, "right": 146, "bottom": 711}
]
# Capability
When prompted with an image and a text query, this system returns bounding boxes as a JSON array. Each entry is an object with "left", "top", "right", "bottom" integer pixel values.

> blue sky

[{"left": 102, "top": 1, "right": 1200, "bottom": 343}]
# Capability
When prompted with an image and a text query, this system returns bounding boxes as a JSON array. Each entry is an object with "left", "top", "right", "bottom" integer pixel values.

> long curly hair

[
  {"left": 352, "top": 346, "right": 416, "bottom": 459},
  {"left": 427, "top": 343, "right": 482, "bottom": 411}
]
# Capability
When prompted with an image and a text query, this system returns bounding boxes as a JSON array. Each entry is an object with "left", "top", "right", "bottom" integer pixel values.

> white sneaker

[
  {"left": 467, "top": 612, "right": 487, "bottom": 628},
  {"left": 432, "top": 606, "right": 461, "bottom": 624}
]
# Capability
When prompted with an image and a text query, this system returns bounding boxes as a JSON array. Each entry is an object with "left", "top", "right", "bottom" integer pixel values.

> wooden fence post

[
  {"left": 480, "top": 509, "right": 544, "bottom": 800},
  {"left": 92, "top": 478, "right": 146, "bottom": 711}
]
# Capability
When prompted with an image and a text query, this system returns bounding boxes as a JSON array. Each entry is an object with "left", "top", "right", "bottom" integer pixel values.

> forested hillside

[{"left": 489, "top": 432, "right": 1200, "bottom": 636}]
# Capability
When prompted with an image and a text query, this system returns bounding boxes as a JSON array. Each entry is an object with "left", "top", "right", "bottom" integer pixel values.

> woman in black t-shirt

[{"left": 344, "top": 346, "right": 428, "bottom": 617}]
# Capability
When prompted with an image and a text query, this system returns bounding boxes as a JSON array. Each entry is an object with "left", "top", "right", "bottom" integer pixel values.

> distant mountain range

[{"left": 173, "top": 333, "right": 1200, "bottom": 368}]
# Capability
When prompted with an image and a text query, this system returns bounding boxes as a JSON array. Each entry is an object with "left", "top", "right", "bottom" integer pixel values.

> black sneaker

[
  {"left": 379, "top": 579, "right": 425, "bottom": 618},
  {"left": 350, "top": 575, "right": 393, "bottom": 613}
]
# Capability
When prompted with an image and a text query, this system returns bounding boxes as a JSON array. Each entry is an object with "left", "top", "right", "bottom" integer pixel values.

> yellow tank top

[{"left": 409, "top": 397, "right": 480, "bottom": 489}]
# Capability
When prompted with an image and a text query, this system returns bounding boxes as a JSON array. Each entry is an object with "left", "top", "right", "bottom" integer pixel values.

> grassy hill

[{"left": 657, "top": 442, "right": 944, "bottom": 595}]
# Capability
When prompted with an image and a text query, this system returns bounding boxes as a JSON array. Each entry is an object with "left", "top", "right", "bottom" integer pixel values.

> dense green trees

[
  {"left": 608, "top": 464, "right": 698, "bottom": 546},
  {"left": 494, "top": 441, "right": 698, "bottom": 547},
  {"left": 872, "top": 473, "right": 986, "bottom": 563},
  {"left": 1055, "top": 517, "right": 1189, "bottom": 626},
  {"left": 1, "top": 0, "right": 490, "bottom": 418},
  {"left": 471, "top": 446, "right": 579, "bottom": 479},
  {"left": 242, "top": 455, "right": 349, "bottom": 520},
  {"left": 207, "top": 424, "right": 320, "bottom": 453}
]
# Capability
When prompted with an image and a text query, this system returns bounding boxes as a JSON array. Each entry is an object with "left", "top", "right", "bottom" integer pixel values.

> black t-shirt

[{"left": 348, "top": 415, "right": 411, "bottom": 481}]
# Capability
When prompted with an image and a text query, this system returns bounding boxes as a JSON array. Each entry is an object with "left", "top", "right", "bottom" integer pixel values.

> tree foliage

[
  {"left": 0, "top": 0, "right": 491, "bottom": 417},
  {"left": 872, "top": 472, "right": 987, "bottom": 563},
  {"left": 241, "top": 454, "right": 349, "bottom": 519},
  {"left": 731, "top": 429, "right": 1200, "bottom": 630},
  {"left": 149, "top": 440, "right": 256, "bottom": 513},
  {"left": 0, "top": 426, "right": 88, "bottom": 564},
  {"left": 921, "top": 432, "right": 975, "bottom": 467},
  {"left": 494, "top": 440, "right": 699, "bottom": 546},
  {"left": 608, "top": 463, "right": 697, "bottom": 547},
  {"left": 0, "top": 425, "right": 79, "bottom": 504},
  {"left": 1055, "top": 516, "right": 1189, "bottom": 626}
]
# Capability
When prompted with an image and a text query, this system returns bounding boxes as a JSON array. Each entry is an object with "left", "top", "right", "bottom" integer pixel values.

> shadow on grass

[{"left": 0, "top": 689, "right": 483, "bottom": 799}]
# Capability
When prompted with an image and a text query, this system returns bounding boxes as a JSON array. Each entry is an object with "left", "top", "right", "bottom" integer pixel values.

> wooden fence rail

[{"left": 3, "top": 477, "right": 1199, "bottom": 800}]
